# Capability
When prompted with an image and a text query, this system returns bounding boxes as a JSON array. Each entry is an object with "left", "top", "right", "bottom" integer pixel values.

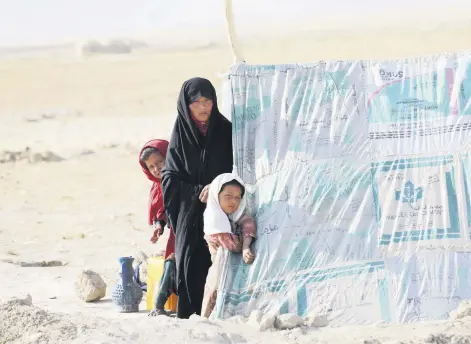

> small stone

[
  {"left": 42, "top": 151, "right": 65, "bottom": 162},
  {"left": 305, "top": 314, "right": 329, "bottom": 327},
  {"left": 363, "top": 340, "right": 381, "bottom": 344},
  {"left": 5, "top": 294, "right": 33, "bottom": 306},
  {"left": 450, "top": 300, "right": 471, "bottom": 320},
  {"left": 79, "top": 149, "right": 95, "bottom": 156},
  {"left": 259, "top": 314, "right": 276, "bottom": 331},
  {"left": 275, "top": 313, "right": 304, "bottom": 330},
  {"left": 75, "top": 270, "right": 107, "bottom": 302},
  {"left": 248, "top": 310, "right": 275, "bottom": 331}
]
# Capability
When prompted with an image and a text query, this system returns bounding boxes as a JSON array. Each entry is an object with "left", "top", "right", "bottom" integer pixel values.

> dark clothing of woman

[{"left": 161, "top": 78, "right": 233, "bottom": 319}]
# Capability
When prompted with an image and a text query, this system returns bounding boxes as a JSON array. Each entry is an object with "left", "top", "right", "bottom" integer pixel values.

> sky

[{"left": 0, "top": 0, "right": 469, "bottom": 46}]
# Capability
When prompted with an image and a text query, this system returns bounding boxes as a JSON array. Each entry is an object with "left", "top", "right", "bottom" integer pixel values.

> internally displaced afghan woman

[{"left": 161, "top": 77, "right": 233, "bottom": 319}]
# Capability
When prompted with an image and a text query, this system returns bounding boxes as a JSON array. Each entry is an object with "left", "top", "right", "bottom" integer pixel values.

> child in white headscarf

[
  {"left": 201, "top": 173, "right": 257, "bottom": 317},
  {"left": 204, "top": 173, "right": 256, "bottom": 263}
]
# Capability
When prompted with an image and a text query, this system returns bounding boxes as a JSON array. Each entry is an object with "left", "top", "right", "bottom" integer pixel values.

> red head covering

[
  {"left": 139, "top": 139, "right": 175, "bottom": 258},
  {"left": 139, "top": 139, "right": 169, "bottom": 225}
]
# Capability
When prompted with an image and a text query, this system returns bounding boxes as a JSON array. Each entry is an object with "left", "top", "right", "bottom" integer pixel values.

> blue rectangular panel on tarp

[{"left": 214, "top": 53, "right": 471, "bottom": 325}]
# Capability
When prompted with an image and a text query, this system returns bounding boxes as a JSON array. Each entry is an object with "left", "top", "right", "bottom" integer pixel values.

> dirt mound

[
  {"left": 0, "top": 297, "right": 78, "bottom": 344},
  {"left": 0, "top": 148, "right": 65, "bottom": 164}
]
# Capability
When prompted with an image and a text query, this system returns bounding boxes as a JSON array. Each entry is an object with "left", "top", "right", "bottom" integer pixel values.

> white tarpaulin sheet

[{"left": 215, "top": 52, "right": 471, "bottom": 325}]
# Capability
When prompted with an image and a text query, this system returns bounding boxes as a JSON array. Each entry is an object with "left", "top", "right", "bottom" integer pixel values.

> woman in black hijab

[{"left": 161, "top": 77, "right": 233, "bottom": 319}]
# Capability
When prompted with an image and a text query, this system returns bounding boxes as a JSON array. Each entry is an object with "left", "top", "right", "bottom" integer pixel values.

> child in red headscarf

[{"left": 139, "top": 139, "right": 176, "bottom": 316}]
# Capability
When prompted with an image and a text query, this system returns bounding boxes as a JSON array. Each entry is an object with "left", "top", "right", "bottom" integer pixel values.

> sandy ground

[{"left": 1, "top": 28, "right": 471, "bottom": 343}]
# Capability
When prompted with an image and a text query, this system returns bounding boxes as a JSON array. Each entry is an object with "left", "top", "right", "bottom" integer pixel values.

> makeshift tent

[
  {"left": 213, "top": 0, "right": 471, "bottom": 325},
  {"left": 215, "top": 55, "right": 471, "bottom": 324}
]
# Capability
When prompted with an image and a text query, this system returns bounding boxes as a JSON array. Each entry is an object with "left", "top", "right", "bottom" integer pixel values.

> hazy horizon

[{"left": 2, "top": 0, "right": 471, "bottom": 48}]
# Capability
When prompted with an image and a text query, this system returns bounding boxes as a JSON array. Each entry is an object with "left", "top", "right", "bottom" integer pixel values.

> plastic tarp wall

[{"left": 215, "top": 52, "right": 471, "bottom": 325}]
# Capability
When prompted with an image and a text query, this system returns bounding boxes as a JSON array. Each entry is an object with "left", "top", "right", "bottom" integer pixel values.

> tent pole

[{"left": 224, "top": 0, "right": 244, "bottom": 64}]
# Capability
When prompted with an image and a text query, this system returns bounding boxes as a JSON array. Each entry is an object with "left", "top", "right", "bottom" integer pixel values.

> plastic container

[{"left": 147, "top": 256, "right": 178, "bottom": 312}]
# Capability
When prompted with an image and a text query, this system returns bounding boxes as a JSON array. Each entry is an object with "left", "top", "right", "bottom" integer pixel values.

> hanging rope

[{"left": 224, "top": 0, "right": 244, "bottom": 64}]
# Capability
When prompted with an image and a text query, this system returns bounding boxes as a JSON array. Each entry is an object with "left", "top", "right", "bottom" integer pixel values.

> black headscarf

[
  {"left": 177, "top": 77, "right": 220, "bottom": 147},
  {"left": 161, "top": 77, "right": 233, "bottom": 318}
]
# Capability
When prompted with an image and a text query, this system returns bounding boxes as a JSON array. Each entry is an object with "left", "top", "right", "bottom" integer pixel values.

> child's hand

[
  {"left": 207, "top": 240, "right": 218, "bottom": 253},
  {"left": 150, "top": 224, "right": 163, "bottom": 244},
  {"left": 199, "top": 185, "right": 210, "bottom": 203},
  {"left": 243, "top": 247, "right": 255, "bottom": 264}
]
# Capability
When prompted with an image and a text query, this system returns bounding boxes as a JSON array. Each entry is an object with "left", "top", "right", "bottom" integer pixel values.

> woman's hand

[
  {"left": 199, "top": 184, "right": 210, "bottom": 203},
  {"left": 150, "top": 223, "right": 164, "bottom": 244}
]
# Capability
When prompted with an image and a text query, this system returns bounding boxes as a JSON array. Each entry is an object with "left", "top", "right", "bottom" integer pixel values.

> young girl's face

[
  {"left": 145, "top": 152, "right": 165, "bottom": 179},
  {"left": 218, "top": 185, "right": 242, "bottom": 215}
]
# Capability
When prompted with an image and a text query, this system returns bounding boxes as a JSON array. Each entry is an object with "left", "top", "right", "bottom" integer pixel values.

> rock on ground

[
  {"left": 74, "top": 270, "right": 107, "bottom": 302},
  {"left": 275, "top": 313, "right": 304, "bottom": 330},
  {"left": 2, "top": 294, "right": 33, "bottom": 307},
  {"left": 304, "top": 314, "right": 329, "bottom": 327},
  {"left": 248, "top": 310, "right": 276, "bottom": 331},
  {"left": 450, "top": 300, "right": 471, "bottom": 320}
]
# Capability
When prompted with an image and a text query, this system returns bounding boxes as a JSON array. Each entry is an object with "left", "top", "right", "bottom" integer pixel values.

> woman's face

[
  {"left": 218, "top": 185, "right": 242, "bottom": 215},
  {"left": 145, "top": 152, "right": 165, "bottom": 179},
  {"left": 189, "top": 96, "right": 213, "bottom": 122}
]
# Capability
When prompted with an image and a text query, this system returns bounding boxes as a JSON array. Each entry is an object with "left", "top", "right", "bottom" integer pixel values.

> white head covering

[{"left": 203, "top": 173, "right": 247, "bottom": 236}]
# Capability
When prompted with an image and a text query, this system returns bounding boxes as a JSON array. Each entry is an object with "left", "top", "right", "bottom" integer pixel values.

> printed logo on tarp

[
  {"left": 380, "top": 69, "right": 404, "bottom": 81},
  {"left": 395, "top": 180, "right": 423, "bottom": 210}
]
